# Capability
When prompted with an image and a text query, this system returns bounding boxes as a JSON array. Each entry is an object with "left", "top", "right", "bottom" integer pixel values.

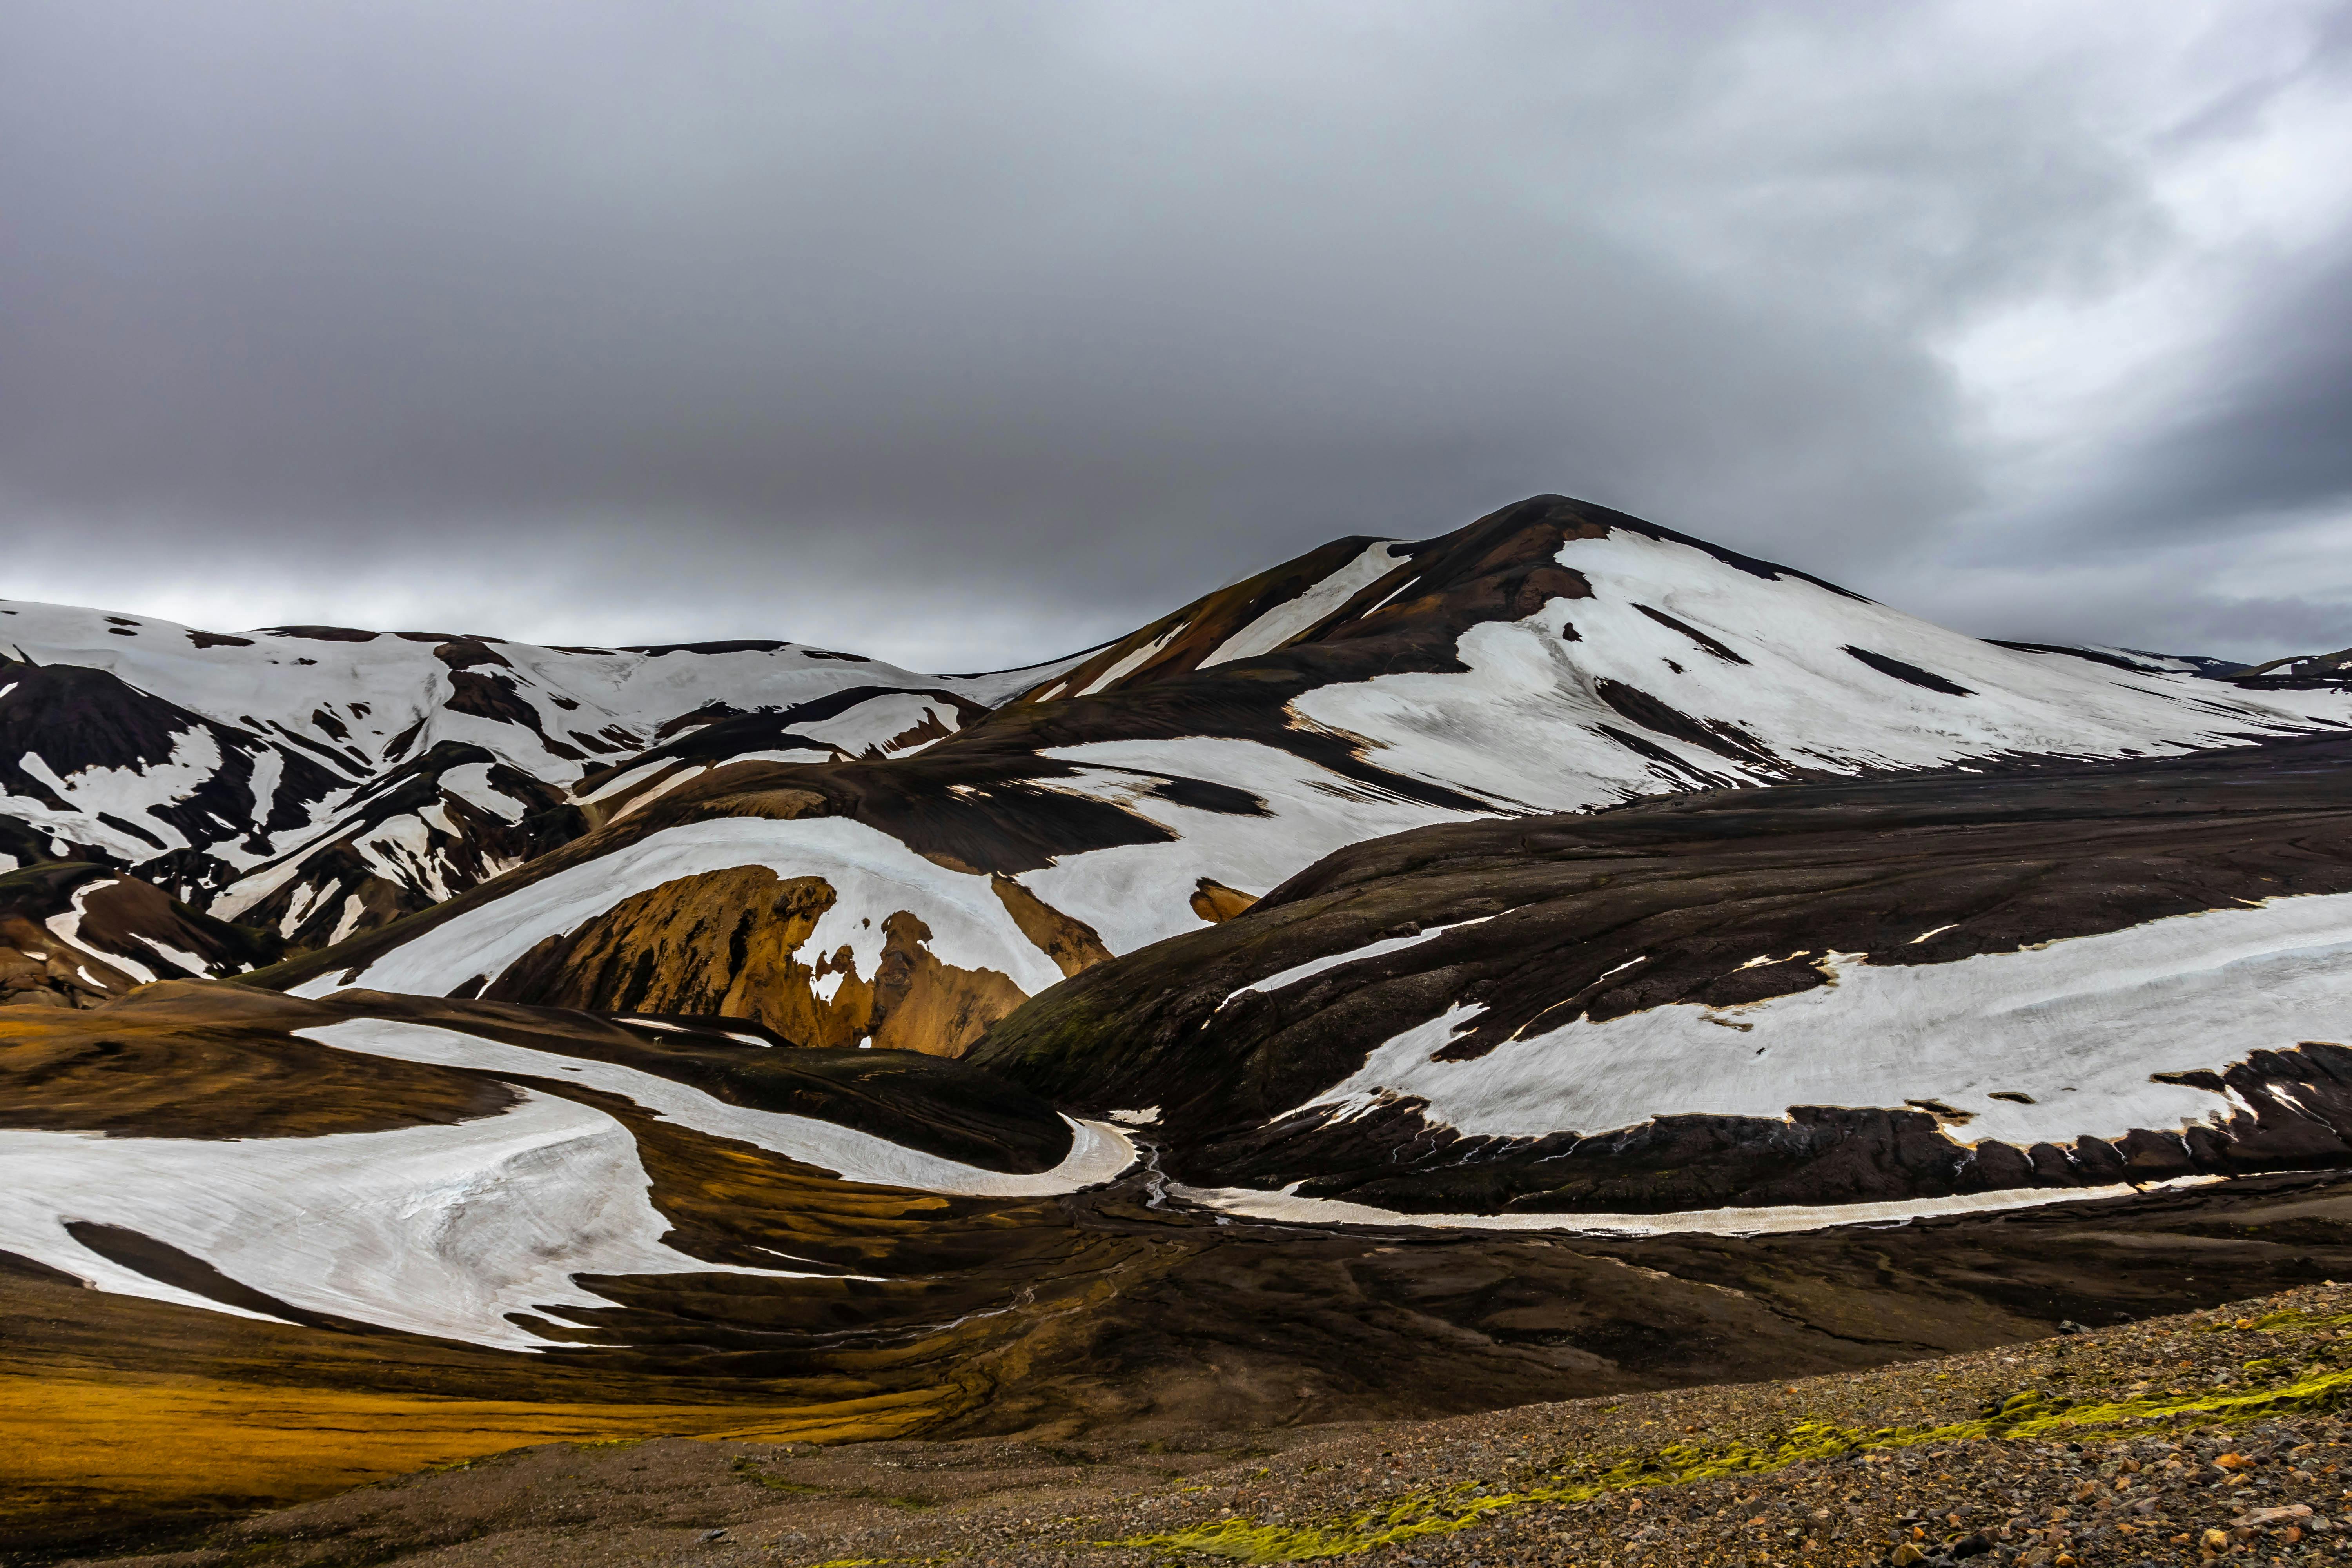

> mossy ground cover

[
  {"left": 47, "top": 1281, "right": 2352, "bottom": 1568},
  {"left": 1108, "top": 1367, "right": 2352, "bottom": 1562},
  {"left": 1102, "top": 1292, "right": 2352, "bottom": 1564},
  {"left": 38, "top": 1248, "right": 2352, "bottom": 1568}
]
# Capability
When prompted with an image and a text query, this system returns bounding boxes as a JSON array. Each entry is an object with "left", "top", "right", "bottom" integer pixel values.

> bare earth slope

[
  {"left": 40, "top": 1274, "right": 2352, "bottom": 1568},
  {"left": 12, "top": 497, "right": 2352, "bottom": 1565}
]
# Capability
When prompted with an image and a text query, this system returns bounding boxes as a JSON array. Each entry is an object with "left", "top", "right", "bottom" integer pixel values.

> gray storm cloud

[{"left": 3, "top": 0, "right": 2348, "bottom": 667}]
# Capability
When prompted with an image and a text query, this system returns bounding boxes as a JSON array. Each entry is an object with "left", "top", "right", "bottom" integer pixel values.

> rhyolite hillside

[
  {"left": 17, "top": 495, "right": 2332, "bottom": 1054},
  {"left": 11, "top": 494, "right": 2352, "bottom": 1561}
]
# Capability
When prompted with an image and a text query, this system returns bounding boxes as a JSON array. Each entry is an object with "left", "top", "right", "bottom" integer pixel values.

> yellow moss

[
  {"left": 2244, "top": 1308, "right": 2352, "bottom": 1333},
  {"left": 1107, "top": 1359, "right": 2352, "bottom": 1561}
]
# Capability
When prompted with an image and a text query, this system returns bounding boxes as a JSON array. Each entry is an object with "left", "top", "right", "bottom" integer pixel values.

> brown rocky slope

[{"left": 49, "top": 1274, "right": 2352, "bottom": 1568}]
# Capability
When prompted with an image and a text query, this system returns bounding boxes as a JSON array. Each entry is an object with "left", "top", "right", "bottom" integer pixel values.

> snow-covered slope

[
  {"left": 0, "top": 982, "right": 1131, "bottom": 1348},
  {"left": 1289, "top": 525, "right": 2343, "bottom": 808},
  {"left": 969, "top": 735, "right": 2352, "bottom": 1216},
  {"left": 0, "top": 858, "right": 281, "bottom": 1006},
  {"left": 267, "top": 496, "right": 2350, "bottom": 1056},
  {"left": 0, "top": 599, "right": 1080, "bottom": 947},
  {"left": 13, "top": 495, "right": 2349, "bottom": 1047},
  {"left": 1306, "top": 895, "right": 2352, "bottom": 1157},
  {"left": 0, "top": 1088, "right": 795, "bottom": 1350}
]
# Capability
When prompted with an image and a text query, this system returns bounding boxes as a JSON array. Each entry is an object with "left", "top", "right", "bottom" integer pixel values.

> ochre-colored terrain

[
  {"left": 39, "top": 1281, "right": 2352, "bottom": 1567},
  {"left": 10, "top": 497, "right": 2352, "bottom": 1568},
  {"left": 14, "top": 1134, "right": 2352, "bottom": 1561}
]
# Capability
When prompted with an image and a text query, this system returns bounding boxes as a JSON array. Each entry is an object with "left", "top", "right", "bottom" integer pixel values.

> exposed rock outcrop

[{"left": 482, "top": 864, "right": 1030, "bottom": 1056}]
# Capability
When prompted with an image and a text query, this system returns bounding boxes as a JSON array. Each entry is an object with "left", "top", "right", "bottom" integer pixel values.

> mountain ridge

[
  {"left": 8, "top": 494, "right": 2349, "bottom": 1044},
  {"left": 247, "top": 494, "right": 2352, "bottom": 1060},
  {"left": 13, "top": 494, "right": 2352, "bottom": 1561}
]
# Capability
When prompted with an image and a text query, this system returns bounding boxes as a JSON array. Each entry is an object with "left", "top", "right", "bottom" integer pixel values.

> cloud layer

[{"left": 4, "top": 1, "right": 2349, "bottom": 666}]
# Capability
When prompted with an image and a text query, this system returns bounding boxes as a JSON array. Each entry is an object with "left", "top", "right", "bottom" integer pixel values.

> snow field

[
  {"left": 1024, "top": 737, "right": 1485, "bottom": 955},
  {"left": 1295, "top": 891, "right": 2352, "bottom": 1151},
  {"left": 5, "top": 727, "right": 230, "bottom": 859},
  {"left": 1295, "top": 530, "right": 2352, "bottom": 812},
  {"left": 0, "top": 1009, "right": 1138, "bottom": 1348},
  {"left": 294, "top": 1017, "right": 1137, "bottom": 1198},
  {"left": 0, "top": 1089, "right": 803, "bottom": 1350}
]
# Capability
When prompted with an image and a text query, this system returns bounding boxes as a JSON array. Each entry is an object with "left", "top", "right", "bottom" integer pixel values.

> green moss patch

[{"left": 1107, "top": 1343, "right": 2352, "bottom": 1561}]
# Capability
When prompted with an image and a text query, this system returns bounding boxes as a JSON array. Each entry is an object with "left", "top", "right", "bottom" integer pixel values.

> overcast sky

[{"left": 5, "top": 1, "right": 2350, "bottom": 669}]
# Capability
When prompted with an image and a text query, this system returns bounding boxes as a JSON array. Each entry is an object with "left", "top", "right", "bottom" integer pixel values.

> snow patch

[
  {"left": 1025, "top": 737, "right": 1484, "bottom": 956},
  {"left": 327, "top": 893, "right": 366, "bottom": 946},
  {"left": 296, "top": 1017, "right": 1134, "bottom": 1197},
  {"left": 1172, "top": 1173, "right": 2230, "bottom": 1236},
  {"left": 138, "top": 935, "right": 215, "bottom": 977},
  {"left": 1227, "top": 917, "right": 1494, "bottom": 1005},
  {"left": 1200, "top": 543, "right": 1404, "bottom": 668},
  {"left": 0, "top": 1089, "right": 797, "bottom": 1350},
  {"left": 1297, "top": 893, "right": 2352, "bottom": 1150},
  {"left": 794, "top": 693, "right": 964, "bottom": 758},
  {"left": 1076, "top": 624, "right": 1186, "bottom": 696}
]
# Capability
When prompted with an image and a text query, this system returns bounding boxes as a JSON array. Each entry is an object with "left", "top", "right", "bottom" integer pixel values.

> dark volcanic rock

[{"left": 969, "top": 734, "right": 2352, "bottom": 1213}]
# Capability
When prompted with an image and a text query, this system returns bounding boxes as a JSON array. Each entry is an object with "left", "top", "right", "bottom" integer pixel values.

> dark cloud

[{"left": 2, "top": 2, "right": 2348, "bottom": 665}]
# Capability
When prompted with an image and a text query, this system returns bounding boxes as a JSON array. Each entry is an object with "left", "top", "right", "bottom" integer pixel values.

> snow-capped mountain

[
  {"left": 970, "top": 733, "right": 2352, "bottom": 1220},
  {"left": 240, "top": 495, "right": 2352, "bottom": 1058},
  {"left": 10, "top": 495, "right": 2350, "bottom": 1032},
  {"left": 11, "top": 491, "right": 2352, "bottom": 1435},
  {"left": 0, "top": 602, "right": 1072, "bottom": 955}
]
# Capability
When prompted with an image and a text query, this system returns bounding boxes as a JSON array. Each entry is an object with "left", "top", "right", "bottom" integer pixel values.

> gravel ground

[{"left": 72, "top": 1281, "right": 2352, "bottom": 1568}]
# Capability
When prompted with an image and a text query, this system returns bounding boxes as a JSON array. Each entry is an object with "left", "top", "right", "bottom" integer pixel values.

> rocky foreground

[{"left": 62, "top": 1280, "right": 2352, "bottom": 1568}]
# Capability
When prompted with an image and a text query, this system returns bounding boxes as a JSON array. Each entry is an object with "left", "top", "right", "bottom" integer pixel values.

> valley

[{"left": 5, "top": 494, "right": 2352, "bottom": 1564}]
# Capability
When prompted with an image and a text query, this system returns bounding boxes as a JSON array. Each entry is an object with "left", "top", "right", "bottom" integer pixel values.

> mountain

[
  {"left": 9, "top": 492, "right": 2348, "bottom": 1055},
  {"left": 240, "top": 495, "right": 2350, "bottom": 1059},
  {"left": 0, "top": 858, "right": 282, "bottom": 1007},
  {"left": 970, "top": 733, "right": 2352, "bottom": 1218},
  {"left": 0, "top": 603, "right": 1070, "bottom": 951},
  {"left": 12, "top": 493, "right": 2352, "bottom": 1558}
]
